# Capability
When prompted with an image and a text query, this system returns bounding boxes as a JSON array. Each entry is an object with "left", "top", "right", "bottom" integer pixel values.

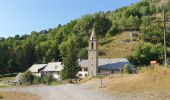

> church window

[{"left": 91, "top": 42, "right": 94, "bottom": 49}]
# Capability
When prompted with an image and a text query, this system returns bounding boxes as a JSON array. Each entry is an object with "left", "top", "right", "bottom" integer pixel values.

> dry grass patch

[
  {"left": 99, "top": 31, "right": 136, "bottom": 58},
  {"left": 0, "top": 77, "right": 15, "bottom": 82},
  {"left": 104, "top": 67, "right": 170, "bottom": 100},
  {"left": 79, "top": 77, "right": 93, "bottom": 83},
  {"left": 0, "top": 74, "right": 15, "bottom": 83},
  {"left": 0, "top": 91, "right": 40, "bottom": 100}
]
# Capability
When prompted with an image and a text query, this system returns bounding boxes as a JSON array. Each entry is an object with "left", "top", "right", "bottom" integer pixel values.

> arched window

[{"left": 91, "top": 42, "right": 94, "bottom": 49}]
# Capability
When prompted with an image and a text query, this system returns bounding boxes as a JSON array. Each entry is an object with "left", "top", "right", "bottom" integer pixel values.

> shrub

[
  {"left": 98, "top": 51, "right": 106, "bottom": 56},
  {"left": 123, "top": 38, "right": 130, "bottom": 43},
  {"left": 167, "top": 58, "right": 170, "bottom": 66},
  {"left": 50, "top": 81, "right": 64, "bottom": 86},
  {"left": 44, "top": 74, "right": 53, "bottom": 85},
  {"left": 128, "top": 42, "right": 164, "bottom": 66},
  {"left": 21, "top": 71, "right": 34, "bottom": 85},
  {"left": 123, "top": 64, "right": 131, "bottom": 74},
  {"left": 78, "top": 48, "right": 88, "bottom": 59},
  {"left": 105, "top": 32, "right": 111, "bottom": 38},
  {"left": 33, "top": 76, "right": 42, "bottom": 84},
  {"left": 99, "top": 38, "right": 112, "bottom": 46}
]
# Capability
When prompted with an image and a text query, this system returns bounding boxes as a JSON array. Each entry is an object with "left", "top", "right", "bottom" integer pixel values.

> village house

[
  {"left": 28, "top": 64, "right": 47, "bottom": 77},
  {"left": 41, "top": 62, "right": 64, "bottom": 80},
  {"left": 28, "top": 62, "right": 63, "bottom": 80}
]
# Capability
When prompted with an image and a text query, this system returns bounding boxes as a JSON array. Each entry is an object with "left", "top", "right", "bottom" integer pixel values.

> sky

[{"left": 0, "top": 0, "right": 140, "bottom": 38}]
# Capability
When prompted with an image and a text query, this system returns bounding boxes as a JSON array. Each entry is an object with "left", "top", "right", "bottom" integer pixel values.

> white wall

[
  {"left": 33, "top": 72, "right": 41, "bottom": 77},
  {"left": 77, "top": 71, "right": 88, "bottom": 78}
]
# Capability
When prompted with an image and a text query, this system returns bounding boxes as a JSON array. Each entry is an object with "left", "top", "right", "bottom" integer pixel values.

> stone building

[
  {"left": 78, "top": 28, "right": 136, "bottom": 77},
  {"left": 88, "top": 28, "right": 98, "bottom": 76}
]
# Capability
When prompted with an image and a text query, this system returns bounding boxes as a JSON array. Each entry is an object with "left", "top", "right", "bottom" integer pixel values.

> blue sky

[{"left": 0, "top": 0, "right": 140, "bottom": 38}]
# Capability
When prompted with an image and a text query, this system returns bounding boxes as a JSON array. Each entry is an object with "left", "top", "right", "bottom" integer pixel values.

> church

[
  {"left": 78, "top": 28, "right": 136, "bottom": 77},
  {"left": 27, "top": 28, "right": 136, "bottom": 79}
]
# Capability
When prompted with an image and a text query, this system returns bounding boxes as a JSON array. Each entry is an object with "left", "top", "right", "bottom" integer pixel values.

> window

[
  {"left": 91, "top": 42, "right": 94, "bottom": 49},
  {"left": 84, "top": 68, "right": 88, "bottom": 71}
]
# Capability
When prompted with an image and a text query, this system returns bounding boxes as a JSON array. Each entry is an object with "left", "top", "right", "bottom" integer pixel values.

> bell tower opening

[{"left": 91, "top": 42, "right": 94, "bottom": 49}]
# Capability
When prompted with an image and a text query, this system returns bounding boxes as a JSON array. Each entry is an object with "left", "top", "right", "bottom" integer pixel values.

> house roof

[
  {"left": 28, "top": 64, "right": 47, "bottom": 73},
  {"left": 79, "top": 58, "right": 136, "bottom": 71},
  {"left": 42, "top": 62, "right": 64, "bottom": 72}
]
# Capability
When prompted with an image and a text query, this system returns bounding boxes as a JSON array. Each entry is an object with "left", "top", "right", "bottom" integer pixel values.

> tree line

[{"left": 0, "top": 0, "right": 170, "bottom": 75}]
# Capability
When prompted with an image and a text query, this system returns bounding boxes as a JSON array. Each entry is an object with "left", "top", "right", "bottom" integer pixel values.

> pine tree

[{"left": 60, "top": 36, "right": 80, "bottom": 79}]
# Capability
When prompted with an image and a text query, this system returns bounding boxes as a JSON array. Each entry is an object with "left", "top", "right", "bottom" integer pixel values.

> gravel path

[{"left": 0, "top": 79, "right": 114, "bottom": 100}]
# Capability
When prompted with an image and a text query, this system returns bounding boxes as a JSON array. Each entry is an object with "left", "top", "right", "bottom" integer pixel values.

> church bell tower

[{"left": 88, "top": 28, "right": 98, "bottom": 76}]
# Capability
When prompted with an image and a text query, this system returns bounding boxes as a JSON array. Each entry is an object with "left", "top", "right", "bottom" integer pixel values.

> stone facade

[{"left": 88, "top": 28, "right": 98, "bottom": 76}]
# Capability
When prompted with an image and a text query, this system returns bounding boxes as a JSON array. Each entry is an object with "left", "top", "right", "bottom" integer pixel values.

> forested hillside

[{"left": 0, "top": 0, "right": 170, "bottom": 74}]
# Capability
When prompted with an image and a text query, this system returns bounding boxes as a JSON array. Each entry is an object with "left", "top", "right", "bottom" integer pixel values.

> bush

[
  {"left": 123, "top": 64, "right": 131, "bottom": 74},
  {"left": 123, "top": 38, "right": 131, "bottom": 43},
  {"left": 21, "top": 71, "right": 34, "bottom": 85},
  {"left": 50, "top": 81, "right": 64, "bottom": 86},
  {"left": 98, "top": 51, "right": 106, "bottom": 56},
  {"left": 44, "top": 74, "right": 53, "bottom": 85},
  {"left": 33, "top": 76, "right": 42, "bottom": 84},
  {"left": 99, "top": 38, "right": 112, "bottom": 46},
  {"left": 78, "top": 48, "right": 88, "bottom": 59},
  {"left": 128, "top": 42, "right": 164, "bottom": 66}
]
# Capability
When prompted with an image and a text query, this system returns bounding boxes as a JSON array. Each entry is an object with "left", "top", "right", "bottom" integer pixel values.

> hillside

[
  {"left": 98, "top": 31, "right": 136, "bottom": 58},
  {"left": 0, "top": 0, "right": 170, "bottom": 74},
  {"left": 147, "top": 0, "right": 169, "bottom": 7}
]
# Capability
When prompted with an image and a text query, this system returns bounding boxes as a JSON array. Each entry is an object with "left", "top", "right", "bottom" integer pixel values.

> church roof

[{"left": 79, "top": 58, "right": 135, "bottom": 71}]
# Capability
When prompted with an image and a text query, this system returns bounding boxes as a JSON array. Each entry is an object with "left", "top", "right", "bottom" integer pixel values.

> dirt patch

[{"left": 0, "top": 91, "right": 40, "bottom": 100}]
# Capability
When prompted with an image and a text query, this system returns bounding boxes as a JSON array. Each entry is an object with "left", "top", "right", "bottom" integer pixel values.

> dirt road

[{"left": 0, "top": 79, "right": 114, "bottom": 100}]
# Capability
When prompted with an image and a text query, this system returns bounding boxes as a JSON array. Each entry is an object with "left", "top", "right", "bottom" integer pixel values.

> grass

[
  {"left": 102, "top": 66, "right": 170, "bottom": 100},
  {"left": 49, "top": 80, "right": 65, "bottom": 86},
  {"left": 98, "top": 31, "right": 136, "bottom": 58},
  {"left": 79, "top": 77, "right": 93, "bottom": 83},
  {"left": 0, "top": 85, "right": 7, "bottom": 88},
  {"left": 0, "top": 74, "right": 16, "bottom": 82},
  {"left": 0, "top": 91, "right": 40, "bottom": 100},
  {"left": 0, "top": 94, "right": 3, "bottom": 99}
]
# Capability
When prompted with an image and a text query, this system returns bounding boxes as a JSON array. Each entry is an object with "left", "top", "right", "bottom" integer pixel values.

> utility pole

[
  {"left": 163, "top": 5, "right": 167, "bottom": 67},
  {"left": 151, "top": 4, "right": 169, "bottom": 67}
]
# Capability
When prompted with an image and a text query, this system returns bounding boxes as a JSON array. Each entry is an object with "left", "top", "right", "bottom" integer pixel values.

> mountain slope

[
  {"left": 99, "top": 31, "right": 136, "bottom": 58},
  {"left": 1, "top": 0, "right": 170, "bottom": 74}
]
